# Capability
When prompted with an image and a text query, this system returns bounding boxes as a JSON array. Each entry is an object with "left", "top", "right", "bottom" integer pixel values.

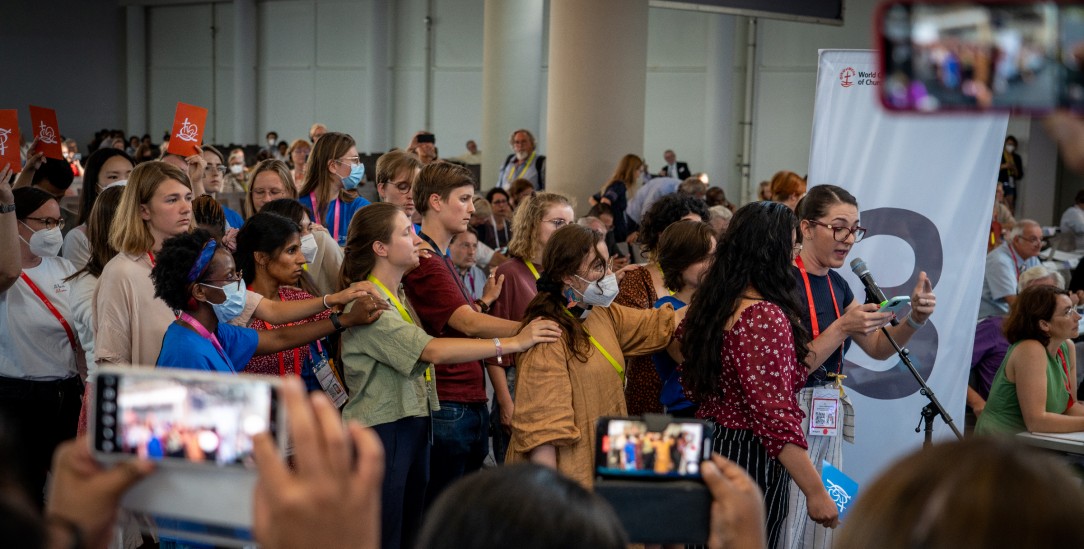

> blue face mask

[
  {"left": 341, "top": 163, "right": 364, "bottom": 191},
  {"left": 201, "top": 280, "right": 248, "bottom": 323}
]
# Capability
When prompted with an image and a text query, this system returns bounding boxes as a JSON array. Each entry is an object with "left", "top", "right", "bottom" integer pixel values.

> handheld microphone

[{"left": 850, "top": 257, "right": 900, "bottom": 326}]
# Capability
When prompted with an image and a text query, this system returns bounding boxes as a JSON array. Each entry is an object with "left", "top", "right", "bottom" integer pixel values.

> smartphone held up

[
  {"left": 879, "top": 0, "right": 1084, "bottom": 113},
  {"left": 92, "top": 366, "right": 284, "bottom": 469}
]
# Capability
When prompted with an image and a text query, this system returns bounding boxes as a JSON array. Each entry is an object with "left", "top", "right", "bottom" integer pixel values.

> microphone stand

[{"left": 874, "top": 323, "right": 963, "bottom": 446}]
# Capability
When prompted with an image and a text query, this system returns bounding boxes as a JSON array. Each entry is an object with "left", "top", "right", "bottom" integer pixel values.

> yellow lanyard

[
  {"left": 368, "top": 275, "right": 431, "bottom": 382},
  {"left": 655, "top": 263, "right": 675, "bottom": 296},
  {"left": 506, "top": 151, "right": 536, "bottom": 182},
  {"left": 525, "top": 260, "right": 541, "bottom": 280},
  {"left": 564, "top": 310, "right": 624, "bottom": 382}
]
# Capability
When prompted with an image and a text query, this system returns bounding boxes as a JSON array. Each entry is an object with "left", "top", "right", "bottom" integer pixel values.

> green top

[
  {"left": 975, "top": 341, "right": 1072, "bottom": 435},
  {"left": 340, "top": 289, "right": 439, "bottom": 428}
]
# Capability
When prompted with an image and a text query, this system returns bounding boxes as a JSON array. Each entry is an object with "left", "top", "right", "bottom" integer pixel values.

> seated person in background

[
  {"left": 837, "top": 437, "right": 1084, "bottom": 549},
  {"left": 979, "top": 220, "right": 1043, "bottom": 319},
  {"left": 1059, "top": 189, "right": 1084, "bottom": 252},
  {"left": 975, "top": 285, "right": 1084, "bottom": 435},
  {"left": 449, "top": 228, "right": 502, "bottom": 304},
  {"left": 989, "top": 182, "right": 1016, "bottom": 252},
  {"left": 969, "top": 265, "right": 1068, "bottom": 419}
]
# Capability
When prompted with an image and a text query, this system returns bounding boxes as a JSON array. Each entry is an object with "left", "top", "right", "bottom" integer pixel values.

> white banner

[{"left": 808, "top": 50, "right": 1008, "bottom": 486}]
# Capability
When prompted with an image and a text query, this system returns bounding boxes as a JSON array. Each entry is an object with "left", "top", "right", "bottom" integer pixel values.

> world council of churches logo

[{"left": 840, "top": 67, "right": 856, "bottom": 87}]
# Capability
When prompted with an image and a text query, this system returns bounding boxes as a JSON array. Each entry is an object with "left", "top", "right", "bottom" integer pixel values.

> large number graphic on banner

[{"left": 843, "top": 208, "right": 942, "bottom": 400}]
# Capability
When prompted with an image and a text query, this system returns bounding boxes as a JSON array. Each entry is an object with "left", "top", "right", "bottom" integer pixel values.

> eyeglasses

[
  {"left": 542, "top": 218, "right": 569, "bottom": 229},
  {"left": 200, "top": 270, "right": 244, "bottom": 292},
  {"left": 808, "top": 220, "right": 866, "bottom": 243},
  {"left": 24, "top": 216, "right": 65, "bottom": 230},
  {"left": 588, "top": 256, "right": 615, "bottom": 277},
  {"left": 204, "top": 165, "right": 228, "bottom": 176},
  {"left": 335, "top": 157, "right": 362, "bottom": 167},
  {"left": 1016, "top": 235, "right": 1042, "bottom": 244},
  {"left": 252, "top": 188, "right": 286, "bottom": 198},
  {"left": 385, "top": 180, "right": 412, "bottom": 193},
  {"left": 491, "top": 198, "right": 509, "bottom": 206}
]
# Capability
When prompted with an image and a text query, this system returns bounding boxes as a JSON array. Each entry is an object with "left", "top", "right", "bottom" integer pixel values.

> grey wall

[{"left": 0, "top": 0, "right": 127, "bottom": 147}]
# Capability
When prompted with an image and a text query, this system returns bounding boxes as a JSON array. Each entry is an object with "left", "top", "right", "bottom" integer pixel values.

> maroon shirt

[
  {"left": 688, "top": 301, "right": 808, "bottom": 458},
  {"left": 403, "top": 253, "right": 487, "bottom": 403}
]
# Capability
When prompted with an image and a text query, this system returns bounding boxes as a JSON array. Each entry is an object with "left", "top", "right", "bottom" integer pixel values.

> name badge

[
  {"left": 810, "top": 386, "right": 840, "bottom": 437},
  {"left": 313, "top": 356, "right": 348, "bottom": 408}
]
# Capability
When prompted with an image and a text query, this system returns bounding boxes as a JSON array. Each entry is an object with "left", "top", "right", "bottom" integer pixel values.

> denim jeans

[{"left": 424, "top": 402, "right": 489, "bottom": 509}]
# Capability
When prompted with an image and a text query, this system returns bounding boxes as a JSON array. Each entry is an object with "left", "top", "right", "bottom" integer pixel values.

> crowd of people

[{"left": 2, "top": 117, "right": 1084, "bottom": 549}]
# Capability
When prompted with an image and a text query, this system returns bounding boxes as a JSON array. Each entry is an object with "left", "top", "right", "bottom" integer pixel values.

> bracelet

[
  {"left": 474, "top": 299, "right": 490, "bottom": 314},
  {"left": 906, "top": 314, "right": 927, "bottom": 330},
  {"left": 493, "top": 338, "right": 503, "bottom": 366},
  {"left": 322, "top": 294, "right": 331, "bottom": 309},
  {"left": 329, "top": 312, "right": 345, "bottom": 332},
  {"left": 47, "top": 516, "right": 84, "bottom": 549},
  {"left": 0, "top": 203, "right": 14, "bottom": 214}
]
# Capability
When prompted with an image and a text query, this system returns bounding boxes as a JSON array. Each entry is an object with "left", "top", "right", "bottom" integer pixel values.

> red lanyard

[
  {"left": 20, "top": 273, "right": 77, "bottom": 351},
  {"left": 178, "top": 312, "right": 232, "bottom": 370},
  {"left": 795, "top": 255, "right": 844, "bottom": 374},
  {"left": 1057, "top": 347, "right": 1076, "bottom": 412},
  {"left": 1006, "top": 244, "right": 1025, "bottom": 280},
  {"left": 266, "top": 289, "right": 301, "bottom": 377},
  {"left": 309, "top": 192, "right": 342, "bottom": 241},
  {"left": 148, "top": 252, "right": 156, "bottom": 266}
]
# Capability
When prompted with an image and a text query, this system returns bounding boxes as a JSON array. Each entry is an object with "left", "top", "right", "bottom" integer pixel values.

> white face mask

[
  {"left": 230, "top": 164, "right": 244, "bottom": 175},
  {"left": 300, "top": 233, "right": 318, "bottom": 264},
  {"left": 20, "top": 223, "right": 63, "bottom": 258},
  {"left": 1005, "top": 144, "right": 1015, "bottom": 153},
  {"left": 574, "top": 273, "right": 619, "bottom": 307}
]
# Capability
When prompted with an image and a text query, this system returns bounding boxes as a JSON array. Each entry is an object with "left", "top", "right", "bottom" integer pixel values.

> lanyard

[
  {"left": 795, "top": 255, "right": 844, "bottom": 376},
  {"left": 178, "top": 312, "right": 233, "bottom": 371},
  {"left": 491, "top": 218, "right": 509, "bottom": 248},
  {"left": 147, "top": 252, "right": 156, "bottom": 266},
  {"left": 656, "top": 264, "right": 675, "bottom": 296},
  {"left": 418, "top": 231, "right": 475, "bottom": 305},
  {"left": 309, "top": 192, "right": 343, "bottom": 241},
  {"left": 564, "top": 309, "right": 624, "bottom": 382},
  {"left": 524, "top": 260, "right": 541, "bottom": 280},
  {"left": 368, "top": 275, "right": 431, "bottom": 382},
  {"left": 466, "top": 270, "right": 476, "bottom": 293},
  {"left": 506, "top": 151, "right": 536, "bottom": 182},
  {"left": 1006, "top": 244, "right": 1025, "bottom": 280},
  {"left": 20, "top": 273, "right": 77, "bottom": 351},
  {"left": 1057, "top": 346, "right": 1076, "bottom": 412}
]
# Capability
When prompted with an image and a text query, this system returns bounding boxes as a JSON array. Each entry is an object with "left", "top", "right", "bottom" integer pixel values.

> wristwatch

[
  {"left": 0, "top": 203, "right": 14, "bottom": 214},
  {"left": 329, "top": 311, "right": 345, "bottom": 333}
]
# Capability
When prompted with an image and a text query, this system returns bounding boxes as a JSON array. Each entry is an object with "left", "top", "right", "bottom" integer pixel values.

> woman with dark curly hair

[
  {"left": 614, "top": 193, "right": 710, "bottom": 415},
  {"left": 150, "top": 229, "right": 384, "bottom": 373},
  {"left": 681, "top": 201, "right": 838, "bottom": 547},
  {"left": 507, "top": 224, "right": 683, "bottom": 487}
]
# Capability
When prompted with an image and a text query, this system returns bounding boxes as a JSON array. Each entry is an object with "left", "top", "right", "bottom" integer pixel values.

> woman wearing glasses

[
  {"left": 150, "top": 228, "right": 384, "bottom": 373},
  {"left": 782, "top": 185, "right": 936, "bottom": 549},
  {"left": 975, "top": 285, "right": 1084, "bottom": 435},
  {"left": 201, "top": 146, "right": 245, "bottom": 229},
  {"left": 0, "top": 181, "right": 85, "bottom": 506},
  {"left": 299, "top": 132, "right": 371, "bottom": 246},
  {"left": 487, "top": 192, "right": 575, "bottom": 463},
  {"left": 507, "top": 224, "right": 683, "bottom": 487},
  {"left": 375, "top": 150, "right": 422, "bottom": 222}
]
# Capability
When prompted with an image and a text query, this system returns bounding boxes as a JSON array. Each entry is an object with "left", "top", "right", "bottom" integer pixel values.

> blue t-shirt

[
  {"left": 299, "top": 195, "right": 371, "bottom": 246},
  {"left": 156, "top": 321, "right": 259, "bottom": 373},
  {"left": 793, "top": 266, "right": 855, "bottom": 387},
  {"left": 223, "top": 206, "right": 245, "bottom": 230},
  {"left": 652, "top": 295, "right": 694, "bottom": 413}
]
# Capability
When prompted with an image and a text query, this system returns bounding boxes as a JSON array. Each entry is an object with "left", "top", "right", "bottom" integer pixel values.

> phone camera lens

[
  {"left": 102, "top": 376, "right": 116, "bottom": 386},
  {"left": 102, "top": 441, "right": 114, "bottom": 452},
  {"left": 103, "top": 388, "right": 116, "bottom": 400},
  {"left": 103, "top": 401, "right": 116, "bottom": 413},
  {"left": 102, "top": 427, "right": 114, "bottom": 439},
  {"left": 102, "top": 414, "right": 115, "bottom": 426}
]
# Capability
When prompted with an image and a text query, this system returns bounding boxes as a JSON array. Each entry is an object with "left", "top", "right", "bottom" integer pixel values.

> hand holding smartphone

[{"left": 877, "top": 295, "right": 912, "bottom": 315}]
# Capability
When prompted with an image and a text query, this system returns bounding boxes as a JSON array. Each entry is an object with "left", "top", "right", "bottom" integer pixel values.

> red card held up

[
  {"left": 0, "top": 110, "right": 21, "bottom": 173},
  {"left": 29, "top": 105, "right": 63, "bottom": 160},
  {"left": 167, "top": 102, "right": 208, "bottom": 156}
]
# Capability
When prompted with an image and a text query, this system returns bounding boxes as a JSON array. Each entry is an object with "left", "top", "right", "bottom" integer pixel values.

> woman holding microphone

[{"left": 784, "top": 184, "right": 937, "bottom": 549}]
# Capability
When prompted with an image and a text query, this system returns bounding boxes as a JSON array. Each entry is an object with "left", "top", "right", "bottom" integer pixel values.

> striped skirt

[{"left": 708, "top": 421, "right": 791, "bottom": 549}]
